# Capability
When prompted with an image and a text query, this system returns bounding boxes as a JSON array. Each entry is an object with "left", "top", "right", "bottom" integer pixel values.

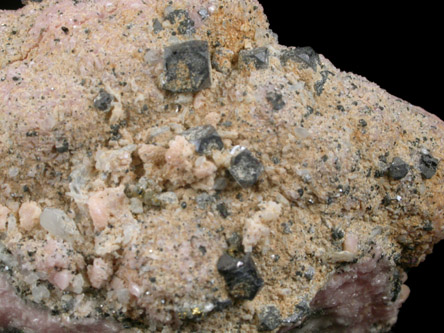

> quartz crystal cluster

[{"left": 0, "top": 0, "right": 443, "bottom": 332}]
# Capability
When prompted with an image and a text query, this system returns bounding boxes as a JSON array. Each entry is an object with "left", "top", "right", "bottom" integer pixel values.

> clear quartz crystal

[{"left": 40, "top": 208, "right": 80, "bottom": 241}]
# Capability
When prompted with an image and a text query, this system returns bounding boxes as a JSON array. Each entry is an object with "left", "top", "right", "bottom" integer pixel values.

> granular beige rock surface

[{"left": 0, "top": 0, "right": 443, "bottom": 332}]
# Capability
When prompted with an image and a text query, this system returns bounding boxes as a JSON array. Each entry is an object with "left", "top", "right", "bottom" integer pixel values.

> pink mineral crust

[
  {"left": 18, "top": 201, "right": 42, "bottom": 231},
  {"left": 87, "top": 257, "right": 113, "bottom": 289},
  {"left": 88, "top": 186, "right": 128, "bottom": 232},
  {"left": 0, "top": 0, "right": 444, "bottom": 332},
  {"left": 0, "top": 273, "right": 123, "bottom": 332},
  {"left": 279, "top": 251, "right": 410, "bottom": 333}
]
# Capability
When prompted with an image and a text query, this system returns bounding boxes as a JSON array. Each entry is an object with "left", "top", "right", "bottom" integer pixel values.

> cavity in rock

[
  {"left": 217, "top": 253, "right": 263, "bottom": 300},
  {"left": 314, "top": 70, "right": 333, "bottom": 96},
  {"left": 227, "top": 232, "right": 243, "bottom": 252},
  {"left": 390, "top": 270, "right": 403, "bottom": 302},
  {"left": 388, "top": 157, "right": 409, "bottom": 180},
  {"left": 198, "top": 8, "right": 210, "bottom": 20},
  {"left": 419, "top": 153, "right": 439, "bottom": 179},
  {"left": 165, "top": 9, "right": 195, "bottom": 35},
  {"left": 214, "top": 177, "right": 228, "bottom": 191},
  {"left": 229, "top": 149, "right": 264, "bottom": 188},
  {"left": 195, "top": 193, "right": 214, "bottom": 210},
  {"left": 93, "top": 88, "right": 113, "bottom": 112},
  {"left": 258, "top": 305, "right": 281, "bottom": 331},
  {"left": 181, "top": 125, "right": 223, "bottom": 154},
  {"left": 382, "top": 194, "right": 391, "bottom": 207},
  {"left": 239, "top": 47, "right": 269, "bottom": 70},
  {"left": 282, "top": 301, "right": 310, "bottom": 326},
  {"left": 213, "top": 299, "right": 233, "bottom": 312},
  {"left": 163, "top": 40, "right": 211, "bottom": 93},
  {"left": 216, "top": 202, "right": 229, "bottom": 218},
  {"left": 280, "top": 46, "right": 320, "bottom": 71},
  {"left": 152, "top": 18, "right": 163, "bottom": 33},
  {"left": 212, "top": 47, "right": 234, "bottom": 74},
  {"left": 55, "top": 138, "right": 69, "bottom": 153},
  {"left": 331, "top": 228, "right": 344, "bottom": 241},
  {"left": 266, "top": 91, "right": 285, "bottom": 111}
]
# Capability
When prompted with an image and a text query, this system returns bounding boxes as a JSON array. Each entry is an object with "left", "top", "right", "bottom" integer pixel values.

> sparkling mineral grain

[{"left": 1, "top": 0, "right": 443, "bottom": 332}]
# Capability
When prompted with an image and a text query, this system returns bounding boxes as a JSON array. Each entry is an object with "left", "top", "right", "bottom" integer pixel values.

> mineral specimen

[
  {"left": 0, "top": 0, "right": 443, "bottom": 332},
  {"left": 217, "top": 253, "right": 264, "bottom": 300},
  {"left": 239, "top": 47, "right": 270, "bottom": 70},
  {"left": 229, "top": 148, "right": 264, "bottom": 188},
  {"left": 258, "top": 305, "right": 281, "bottom": 331},
  {"left": 94, "top": 88, "right": 114, "bottom": 112},
  {"left": 279, "top": 46, "right": 320, "bottom": 71},
  {"left": 162, "top": 40, "right": 211, "bottom": 93},
  {"left": 419, "top": 153, "right": 439, "bottom": 179},
  {"left": 181, "top": 125, "right": 224, "bottom": 154},
  {"left": 388, "top": 157, "right": 409, "bottom": 180}
]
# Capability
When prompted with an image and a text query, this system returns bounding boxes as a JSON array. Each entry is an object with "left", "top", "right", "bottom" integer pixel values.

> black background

[
  {"left": 1, "top": 0, "right": 443, "bottom": 332},
  {"left": 0, "top": 0, "right": 24, "bottom": 10}
]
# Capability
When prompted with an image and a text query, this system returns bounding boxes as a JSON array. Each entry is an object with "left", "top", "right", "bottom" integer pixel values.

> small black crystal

[
  {"left": 165, "top": 9, "right": 195, "bottom": 35},
  {"left": 258, "top": 305, "right": 281, "bottom": 331},
  {"left": 419, "top": 153, "right": 439, "bottom": 179},
  {"left": 229, "top": 149, "right": 263, "bottom": 188},
  {"left": 182, "top": 125, "right": 223, "bottom": 154},
  {"left": 217, "top": 253, "right": 263, "bottom": 300},
  {"left": 239, "top": 47, "right": 269, "bottom": 70},
  {"left": 282, "top": 301, "right": 310, "bottom": 326},
  {"left": 314, "top": 70, "right": 333, "bottom": 96},
  {"left": 212, "top": 299, "right": 232, "bottom": 312},
  {"left": 93, "top": 89, "right": 113, "bottom": 112},
  {"left": 152, "top": 18, "right": 163, "bottom": 34},
  {"left": 55, "top": 138, "right": 69, "bottom": 153},
  {"left": 266, "top": 91, "right": 285, "bottom": 111},
  {"left": 280, "top": 46, "right": 320, "bottom": 71},
  {"left": 163, "top": 40, "right": 211, "bottom": 93},
  {"left": 388, "top": 157, "right": 409, "bottom": 180},
  {"left": 216, "top": 202, "right": 229, "bottom": 218},
  {"left": 331, "top": 228, "right": 344, "bottom": 240}
]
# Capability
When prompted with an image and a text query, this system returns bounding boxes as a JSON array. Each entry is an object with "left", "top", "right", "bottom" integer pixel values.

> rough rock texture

[{"left": 0, "top": 0, "right": 443, "bottom": 332}]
